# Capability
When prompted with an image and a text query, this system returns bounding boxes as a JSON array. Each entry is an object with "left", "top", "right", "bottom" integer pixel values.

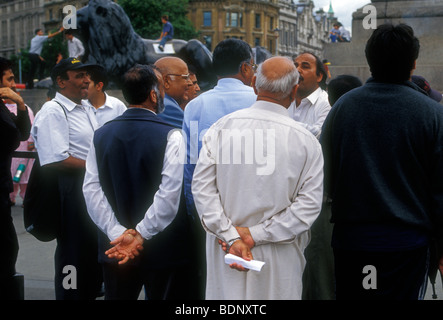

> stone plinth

[{"left": 323, "top": 0, "right": 443, "bottom": 92}]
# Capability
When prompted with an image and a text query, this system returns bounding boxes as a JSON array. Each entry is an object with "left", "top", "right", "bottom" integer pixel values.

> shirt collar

[
  {"left": 54, "top": 92, "right": 81, "bottom": 111},
  {"left": 251, "top": 100, "right": 291, "bottom": 117},
  {"left": 215, "top": 78, "right": 254, "bottom": 91},
  {"left": 82, "top": 93, "right": 114, "bottom": 110},
  {"left": 303, "top": 87, "right": 324, "bottom": 105}
]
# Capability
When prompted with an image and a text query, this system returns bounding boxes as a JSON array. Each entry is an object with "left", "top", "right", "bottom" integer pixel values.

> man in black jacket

[
  {"left": 0, "top": 57, "right": 31, "bottom": 299},
  {"left": 321, "top": 24, "right": 443, "bottom": 299}
]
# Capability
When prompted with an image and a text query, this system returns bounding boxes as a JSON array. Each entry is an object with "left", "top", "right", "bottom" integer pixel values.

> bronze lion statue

[{"left": 76, "top": 0, "right": 217, "bottom": 90}]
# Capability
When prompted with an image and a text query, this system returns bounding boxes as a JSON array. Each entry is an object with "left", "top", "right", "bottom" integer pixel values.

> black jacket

[{"left": 0, "top": 101, "right": 30, "bottom": 192}]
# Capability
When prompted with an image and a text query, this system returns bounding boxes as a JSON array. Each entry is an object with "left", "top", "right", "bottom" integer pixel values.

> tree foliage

[{"left": 118, "top": 0, "right": 199, "bottom": 41}]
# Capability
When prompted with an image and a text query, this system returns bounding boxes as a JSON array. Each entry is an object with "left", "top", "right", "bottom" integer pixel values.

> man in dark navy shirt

[{"left": 321, "top": 23, "right": 443, "bottom": 300}]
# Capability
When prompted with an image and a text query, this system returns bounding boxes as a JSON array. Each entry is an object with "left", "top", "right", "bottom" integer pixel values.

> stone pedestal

[{"left": 323, "top": 0, "right": 443, "bottom": 92}]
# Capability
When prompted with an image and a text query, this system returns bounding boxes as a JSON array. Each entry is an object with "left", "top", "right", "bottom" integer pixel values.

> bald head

[
  {"left": 154, "top": 56, "right": 191, "bottom": 108},
  {"left": 254, "top": 56, "right": 299, "bottom": 107},
  {"left": 154, "top": 56, "right": 187, "bottom": 75},
  {"left": 261, "top": 56, "right": 296, "bottom": 82}
]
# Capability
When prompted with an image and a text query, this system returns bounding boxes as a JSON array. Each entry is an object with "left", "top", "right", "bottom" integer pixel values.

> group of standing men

[{"left": 2, "top": 22, "right": 443, "bottom": 301}]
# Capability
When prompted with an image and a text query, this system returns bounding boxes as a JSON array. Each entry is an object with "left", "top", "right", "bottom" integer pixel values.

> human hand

[
  {"left": 0, "top": 87, "right": 25, "bottom": 110},
  {"left": 228, "top": 239, "right": 254, "bottom": 272},
  {"left": 218, "top": 226, "right": 255, "bottom": 252},
  {"left": 105, "top": 229, "right": 144, "bottom": 265}
]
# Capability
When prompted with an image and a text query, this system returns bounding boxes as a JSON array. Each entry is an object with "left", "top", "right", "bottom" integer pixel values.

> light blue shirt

[
  {"left": 29, "top": 35, "right": 48, "bottom": 55},
  {"left": 182, "top": 78, "right": 257, "bottom": 214}
]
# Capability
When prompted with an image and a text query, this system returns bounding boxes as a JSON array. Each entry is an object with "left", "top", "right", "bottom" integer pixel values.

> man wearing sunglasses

[{"left": 155, "top": 57, "right": 192, "bottom": 129}]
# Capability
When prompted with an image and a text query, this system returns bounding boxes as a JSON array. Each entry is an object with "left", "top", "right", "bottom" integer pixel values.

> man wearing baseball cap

[
  {"left": 31, "top": 57, "right": 102, "bottom": 299},
  {"left": 411, "top": 75, "right": 442, "bottom": 103}
]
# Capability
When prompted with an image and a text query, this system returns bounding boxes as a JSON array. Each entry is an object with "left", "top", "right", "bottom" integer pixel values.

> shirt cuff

[
  {"left": 248, "top": 224, "right": 268, "bottom": 246},
  {"left": 218, "top": 226, "right": 241, "bottom": 244},
  {"left": 108, "top": 224, "right": 127, "bottom": 242},
  {"left": 135, "top": 221, "right": 155, "bottom": 241}
]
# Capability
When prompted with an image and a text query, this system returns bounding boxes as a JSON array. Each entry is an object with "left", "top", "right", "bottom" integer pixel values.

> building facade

[
  {"left": 0, "top": 0, "right": 87, "bottom": 58},
  {"left": 187, "top": 0, "right": 337, "bottom": 58},
  {"left": 0, "top": 0, "right": 45, "bottom": 57},
  {"left": 187, "top": 0, "right": 280, "bottom": 54}
]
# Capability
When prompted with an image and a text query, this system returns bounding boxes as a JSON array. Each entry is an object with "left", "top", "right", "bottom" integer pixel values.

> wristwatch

[{"left": 226, "top": 237, "right": 241, "bottom": 253}]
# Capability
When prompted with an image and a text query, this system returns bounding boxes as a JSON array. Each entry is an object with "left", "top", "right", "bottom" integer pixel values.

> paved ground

[{"left": 10, "top": 196, "right": 443, "bottom": 300}]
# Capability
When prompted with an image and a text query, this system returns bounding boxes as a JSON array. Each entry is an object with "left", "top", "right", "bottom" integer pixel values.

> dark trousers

[
  {"left": 54, "top": 172, "right": 102, "bottom": 300},
  {"left": 334, "top": 246, "right": 429, "bottom": 300},
  {"left": 102, "top": 261, "right": 200, "bottom": 300},
  {"left": 0, "top": 189, "right": 19, "bottom": 299},
  {"left": 27, "top": 53, "right": 45, "bottom": 88}
]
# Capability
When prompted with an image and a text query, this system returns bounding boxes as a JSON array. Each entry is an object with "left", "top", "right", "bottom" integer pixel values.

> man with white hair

[{"left": 191, "top": 56, "right": 324, "bottom": 300}]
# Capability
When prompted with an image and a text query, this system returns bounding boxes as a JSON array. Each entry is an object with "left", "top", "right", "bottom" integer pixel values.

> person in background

[
  {"left": 289, "top": 52, "right": 331, "bottom": 139},
  {"left": 157, "top": 15, "right": 174, "bottom": 52},
  {"left": 327, "top": 74, "right": 363, "bottom": 106},
  {"left": 179, "top": 65, "right": 200, "bottom": 110},
  {"left": 82, "top": 65, "right": 126, "bottom": 128},
  {"left": 0, "top": 57, "right": 31, "bottom": 299},
  {"left": 411, "top": 75, "right": 442, "bottom": 103},
  {"left": 27, "top": 27, "right": 64, "bottom": 89},
  {"left": 65, "top": 29, "right": 85, "bottom": 60}
]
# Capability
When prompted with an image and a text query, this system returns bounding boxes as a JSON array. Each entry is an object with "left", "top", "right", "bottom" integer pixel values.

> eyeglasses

[
  {"left": 167, "top": 73, "right": 190, "bottom": 80},
  {"left": 244, "top": 62, "right": 258, "bottom": 72}
]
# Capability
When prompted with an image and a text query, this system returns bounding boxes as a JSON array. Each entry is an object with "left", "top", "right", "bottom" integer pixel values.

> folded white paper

[{"left": 224, "top": 253, "right": 265, "bottom": 272}]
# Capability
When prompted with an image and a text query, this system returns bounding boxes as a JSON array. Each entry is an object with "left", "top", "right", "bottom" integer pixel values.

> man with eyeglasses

[
  {"left": 155, "top": 57, "right": 192, "bottom": 129},
  {"left": 182, "top": 38, "right": 258, "bottom": 299}
]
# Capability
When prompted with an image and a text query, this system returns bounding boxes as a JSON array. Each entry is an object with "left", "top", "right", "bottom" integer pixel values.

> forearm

[{"left": 44, "top": 155, "right": 85, "bottom": 170}]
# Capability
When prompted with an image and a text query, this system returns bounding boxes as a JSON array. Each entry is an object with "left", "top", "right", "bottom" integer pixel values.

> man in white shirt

[
  {"left": 83, "top": 64, "right": 198, "bottom": 300},
  {"left": 31, "top": 57, "right": 102, "bottom": 300},
  {"left": 27, "top": 27, "right": 64, "bottom": 89},
  {"left": 290, "top": 52, "right": 334, "bottom": 300},
  {"left": 82, "top": 65, "right": 126, "bottom": 128},
  {"left": 65, "top": 29, "right": 85, "bottom": 60},
  {"left": 288, "top": 52, "right": 331, "bottom": 139},
  {"left": 191, "top": 56, "right": 324, "bottom": 300}
]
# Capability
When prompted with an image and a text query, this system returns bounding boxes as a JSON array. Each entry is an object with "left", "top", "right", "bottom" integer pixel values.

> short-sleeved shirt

[{"left": 31, "top": 92, "right": 96, "bottom": 166}]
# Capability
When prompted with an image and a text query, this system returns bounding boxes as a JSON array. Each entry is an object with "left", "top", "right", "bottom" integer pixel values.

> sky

[{"left": 314, "top": 0, "right": 372, "bottom": 33}]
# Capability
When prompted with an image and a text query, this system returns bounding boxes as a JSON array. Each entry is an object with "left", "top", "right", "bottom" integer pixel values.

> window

[
  {"left": 255, "top": 14, "right": 261, "bottom": 28},
  {"left": 255, "top": 37, "right": 260, "bottom": 47},
  {"left": 226, "top": 12, "right": 243, "bottom": 27},
  {"left": 270, "top": 17, "right": 274, "bottom": 31},
  {"left": 203, "top": 11, "right": 212, "bottom": 27}
]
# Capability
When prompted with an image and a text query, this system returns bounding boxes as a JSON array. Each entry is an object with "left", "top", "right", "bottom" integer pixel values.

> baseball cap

[
  {"left": 51, "top": 57, "right": 98, "bottom": 82},
  {"left": 411, "top": 75, "right": 442, "bottom": 103}
]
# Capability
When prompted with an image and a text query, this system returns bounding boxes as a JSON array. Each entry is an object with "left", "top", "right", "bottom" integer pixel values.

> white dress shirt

[
  {"left": 68, "top": 36, "right": 85, "bottom": 58},
  {"left": 287, "top": 87, "right": 331, "bottom": 138},
  {"left": 82, "top": 93, "right": 127, "bottom": 128},
  {"left": 192, "top": 101, "right": 324, "bottom": 299},
  {"left": 83, "top": 117, "right": 185, "bottom": 241},
  {"left": 31, "top": 92, "right": 96, "bottom": 165}
]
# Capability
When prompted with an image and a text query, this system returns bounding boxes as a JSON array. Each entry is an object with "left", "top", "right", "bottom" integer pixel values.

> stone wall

[{"left": 323, "top": 0, "right": 443, "bottom": 92}]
